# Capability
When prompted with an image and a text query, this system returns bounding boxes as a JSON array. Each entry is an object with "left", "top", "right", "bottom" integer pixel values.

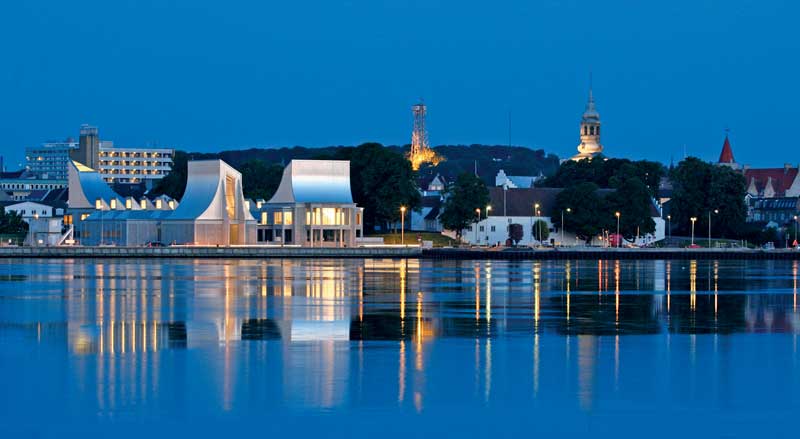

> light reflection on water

[{"left": 1, "top": 258, "right": 799, "bottom": 436}]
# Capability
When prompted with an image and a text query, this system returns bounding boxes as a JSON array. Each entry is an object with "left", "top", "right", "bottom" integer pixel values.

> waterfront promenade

[{"left": 1, "top": 245, "right": 799, "bottom": 260}]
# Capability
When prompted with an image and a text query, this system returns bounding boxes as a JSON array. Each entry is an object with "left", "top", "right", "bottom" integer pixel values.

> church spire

[{"left": 571, "top": 78, "right": 603, "bottom": 161}]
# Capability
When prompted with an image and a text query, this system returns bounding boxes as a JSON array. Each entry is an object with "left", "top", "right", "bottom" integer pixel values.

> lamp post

[
  {"left": 29, "top": 213, "right": 39, "bottom": 246},
  {"left": 534, "top": 203, "right": 541, "bottom": 246},
  {"left": 690, "top": 217, "right": 697, "bottom": 246},
  {"left": 486, "top": 205, "right": 492, "bottom": 245},
  {"left": 475, "top": 208, "right": 481, "bottom": 245},
  {"left": 400, "top": 206, "right": 406, "bottom": 246},
  {"left": 561, "top": 208, "right": 571, "bottom": 247},
  {"left": 794, "top": 215, "right": 799, "bottom": 247},
  {"left": 96, "top": 198, "right": 103, "bottom": 246},
  {"left": 615, "top": 211, "right": 621, "bottom": 248},
  {"left": 667, "top": 215, "right": 671, "bottom": 245},
  {"left": 708, "top": 209, "right": 718, "bottom": 248}
]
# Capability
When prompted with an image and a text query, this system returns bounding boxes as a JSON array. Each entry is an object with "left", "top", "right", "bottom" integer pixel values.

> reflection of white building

[{"left": 252, "top": 160, "right": 364, "bottom": 247}]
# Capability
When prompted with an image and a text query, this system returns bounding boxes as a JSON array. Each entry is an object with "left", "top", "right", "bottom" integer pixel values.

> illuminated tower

[
  {"left": 407, "top": 101, "right": 441, "bottom": 170},
  {"left": 571, "top": 85, "right": 604, "bottom": 161}
]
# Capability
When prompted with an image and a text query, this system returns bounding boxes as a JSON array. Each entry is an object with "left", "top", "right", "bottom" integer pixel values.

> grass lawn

[{"left": 368, "top": 232, "right": 457, "bottom": 247}]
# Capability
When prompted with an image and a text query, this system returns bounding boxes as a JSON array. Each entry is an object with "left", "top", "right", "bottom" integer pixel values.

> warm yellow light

[
  {"left": 566, "top": 208, "right": 571, "bottom": 213},
  {"left": 400, "top": 206, "right": 406, "bottom": 213},
  {"left": 615, "top": 211, "right": 620, "bottom": 218},
  {"left": 691, "top": 217, "right": 697, "bottom": 222},
  {"left": 486, "top": 205, "right": 491, "bottom": 211}
]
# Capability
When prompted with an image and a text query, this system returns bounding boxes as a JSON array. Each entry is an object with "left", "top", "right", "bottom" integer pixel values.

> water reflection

[{"left": 2, "top": 258, "right": 800, "bottom": 420}]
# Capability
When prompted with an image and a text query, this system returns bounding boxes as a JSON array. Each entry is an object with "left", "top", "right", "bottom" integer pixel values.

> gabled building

[{"left": 250, "top": 160, "right": 363, "bottom": 247}]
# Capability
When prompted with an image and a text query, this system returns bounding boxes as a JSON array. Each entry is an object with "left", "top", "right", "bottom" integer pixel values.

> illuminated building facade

[{"left": 252, "top": 160, "right": 364, "bottom": 247}]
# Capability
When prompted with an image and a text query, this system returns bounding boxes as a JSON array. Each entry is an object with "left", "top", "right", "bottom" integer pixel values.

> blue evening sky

[{"left": 1, "top": 0, "right": 797, "bottom": 169}]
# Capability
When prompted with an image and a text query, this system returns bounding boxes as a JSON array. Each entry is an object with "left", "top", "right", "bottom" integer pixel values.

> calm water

[{"left": 1, "top": 258, "right": 799, "bottom": 437}]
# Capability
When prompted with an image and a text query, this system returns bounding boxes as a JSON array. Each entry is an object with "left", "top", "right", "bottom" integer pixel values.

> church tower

[{"left": 571, "top": 86, "right": 603, "bottom": 161}]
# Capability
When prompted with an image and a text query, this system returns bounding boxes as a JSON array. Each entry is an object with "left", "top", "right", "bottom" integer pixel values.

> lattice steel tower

[{"left": 407, "top": 101, "right": 440, "bottom": 170}]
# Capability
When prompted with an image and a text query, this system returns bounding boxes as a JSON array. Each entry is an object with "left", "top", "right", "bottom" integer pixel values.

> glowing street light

[
  {"left": 485, "top": 205, "right": 492, "bottom": 244},
  {"left": 534, "top": 203, "right": 541, "bottom": 245},
  {"left": 708, "top": 209, "right": 718, "bottom": 248},
  {"left": 475, "top": 208, "right": 481, "bottom": 244},
  {"left": 690, "top": 217, "right": 698, "bottom": 246},
  {"left": 561, "top": 208, "right": 571, "bottom": 247},
  {"left": 666, "top": 214, "right": 671, "bottom": 245},
  {"left": 400, "top": 206, "right": 407, "bottom": 246},
  {"left": 615, "top": 211, "right": 621, "bottom": 248}
]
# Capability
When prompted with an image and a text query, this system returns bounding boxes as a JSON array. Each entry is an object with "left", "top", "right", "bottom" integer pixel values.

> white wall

[{"left": 459, "top": 215, "right": 666, "bottom": 246}]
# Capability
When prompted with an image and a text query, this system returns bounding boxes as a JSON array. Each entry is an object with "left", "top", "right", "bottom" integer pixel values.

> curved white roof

[
  {"left": 268, "top": 160, "right": 353, "bottom": 204},
  {"left": 168, "top": 160, "right": 255, "bottom": 221},
  {"left": 67, "top": 160, "right": 123, "bottom": 209}
]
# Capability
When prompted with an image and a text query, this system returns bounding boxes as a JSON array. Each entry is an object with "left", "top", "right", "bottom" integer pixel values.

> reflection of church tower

[{"left": 571, "top": 85, "right": 603, "bottom": 161}]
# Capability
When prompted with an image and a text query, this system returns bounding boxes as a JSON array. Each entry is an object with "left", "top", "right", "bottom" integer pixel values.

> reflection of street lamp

[
  {"left": 708, "top": 209, "right": 718, "bottom": 248},
  {"left": 561, "top": 208, "right": 571, "bottom": 247},
  {"left": 615, "top": 211, "right": 621, "bottom": 248},
  {"left": 690, "top": 217, "right": 698, "bottom": 246},
  {"left": 400, "top": 206, "right": 406, "bottom": 246}
]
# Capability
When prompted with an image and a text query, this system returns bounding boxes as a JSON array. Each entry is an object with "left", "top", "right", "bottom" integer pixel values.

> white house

[{"left": 459, "top": 187, "right": 665, "bottom": 246}]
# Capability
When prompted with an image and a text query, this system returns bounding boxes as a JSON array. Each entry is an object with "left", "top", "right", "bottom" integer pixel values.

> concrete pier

[{"left": 0, "top": 246, "right": 422, "bottom": 259}]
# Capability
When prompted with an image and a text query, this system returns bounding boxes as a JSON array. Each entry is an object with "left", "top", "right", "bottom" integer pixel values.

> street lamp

[
  {"left": 485, "top": 205, "right": 492, "bottom": 245},
  {"left": 475, "top": 208, "right": 481, "bottom": 245},
  {"left": 666, "top": 215, "right": 671, "bottom": 245},
  {"left": 561, "top": 208, "right": 571, "bottom": 247},
  {"left": 400, "top": 206, "right": 406, "bottom": 246},
  {"left": 708, "top": 209, "right": 718, "bottom": 248},
  {"left": 690, "top": 217, "right": 698, "bottom": 246},
  {"left": 794, "top": 215, "right": 799, "bottom": 247},
  {"left": 96, "top": 198, "right": 103, "bottom": 246},
  {"left": 534, "top": 203, "right": 541, "bottom": 245},
  {"left": 615, "top": 211, "right": 621, "bottom": 248}
]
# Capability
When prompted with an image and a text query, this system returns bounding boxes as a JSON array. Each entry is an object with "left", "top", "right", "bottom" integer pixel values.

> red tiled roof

[
  {"left": 718, "top": 136, "right": 735, "bottom": 163},
  {"left": 744, "top": 168, "right": 799, "bottom": 196}
]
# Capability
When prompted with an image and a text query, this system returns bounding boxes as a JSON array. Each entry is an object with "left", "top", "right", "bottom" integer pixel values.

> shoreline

[{"left": 0, "top": 246, "right": 799, "bottom": 260}]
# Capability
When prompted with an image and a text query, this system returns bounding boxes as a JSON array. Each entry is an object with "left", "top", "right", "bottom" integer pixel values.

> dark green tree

[
  {"left": 509, "top": 223, "right": 524, "bottom": 245},
  {"left": 150, "top": 150, "right": 190, "bottom": 199},
  {"left": 605, "top": 177, "right": 656, "bottom": 240},
  {"left": 0, "top": 208, "right": 28, "bottom": 234},
  {"left": 440, "top": 173, "right": 490, "bottom": 240},
  {"left": 670, "top": 157, "right": 746, "bottom": 237},
  {"left": 540, "top": 157, "right": 664, "bottom": 196},
  {"left": 344, "top": 143, "right": 421, "bottom": 232},
  {"left": 553, "top": 182, "right": 609, "bottom": 243},
  {"left": 239, "top": 159, "right": 284, "bottom": 200},
  {"left": 533, "top": 219, "right": 550, "bottom": 243}
]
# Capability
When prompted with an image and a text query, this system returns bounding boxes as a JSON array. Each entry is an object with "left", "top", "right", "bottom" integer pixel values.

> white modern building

[
  {"left": 459, "top": 187, "right": 665, "bottom": 247},
  {"left": 251, "top": 160, "right": 363, "bottom": 247},
  {"left": 161, "top": 160, "right": 256, "bottom": 245}
]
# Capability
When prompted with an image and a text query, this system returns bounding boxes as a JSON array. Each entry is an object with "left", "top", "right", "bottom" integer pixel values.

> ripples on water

[{"left": 1, "top": 258, "right": 799, "bottom": 437}]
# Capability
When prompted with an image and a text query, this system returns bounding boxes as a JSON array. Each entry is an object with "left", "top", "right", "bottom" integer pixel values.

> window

[
  {"left": 285, "top": 211, "right": 293, "bottom": 225},
  {"left": 284, "top": 230, "right": 293, "bottom": 243},
  {"left": 261, "top": 212, "right": 268, "bottom": 225},
  {"left": 467, "top": 226, "right": 473, "bottom": 231},
  {"left": 274, "top": 211, "right": 283, "bottom": 225},
  {"left": 125, "top": 199, "right": 132, "bottom": 209},
  {"left": 95, "top": 199, "right": 103, "bottom": 210},
  {"left": 80, "top": 214, "right": 90, "bottom": 221},
  {"left": 155, "top": 199, "right": 162, "bottom": 209},
  {"left": 63, "top": 215, "right": 73, "bottom": 226},
  {"left": 490, "top": 226, "right": 496, "bottom": 232},
  {"left": 140, "top": 199, "right": 147, "bottom": 209},
  {"left": 356, "top": 212, "right": 362, "bottom": 225},
  {"left": 110, "top": 199, "right": 117, "bottom": 209},
  {"left": 479, "top": 226, "right": 485, "bottom": 232}
]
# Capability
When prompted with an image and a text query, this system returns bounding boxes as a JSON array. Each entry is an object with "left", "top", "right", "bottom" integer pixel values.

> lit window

[
  {"left": 274, "top": 211, "right": 283, "bottom": 225},
  {"left": 125, "top": 199, "right": 132, "bottom": 209},
  {"left": 80, "top": 213, "right": 90, "bottom": 221},
  {"left": 155, "top": 199, "right": 162, "bottom": 209},
  {"left": 261, "top": 212, "right": 268, "bottom": 225},
  {"left": 284, "top": 211, "right": 293, "bottom": 225},
  {"left": 110, "top": 199, "right": 117, "bottom": 209},
  {"left": 140, "top": 199, "right": 147, "bottom": 209},
  {"left": 95, "top": 199, "right": 103, "bottom": 209}
]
